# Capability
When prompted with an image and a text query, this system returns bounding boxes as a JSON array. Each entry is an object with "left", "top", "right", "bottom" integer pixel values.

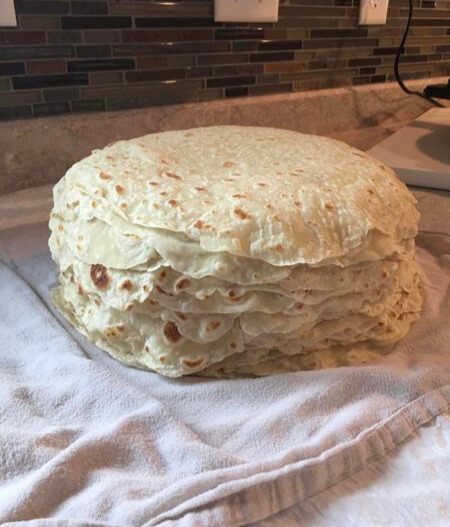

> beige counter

[{"left": 2, "top": 77, "right": 448, "bottom": 196}]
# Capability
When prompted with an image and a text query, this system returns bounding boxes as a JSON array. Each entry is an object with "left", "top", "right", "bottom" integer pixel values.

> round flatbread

[{"left": 49, "top": 126, "right": 424, "bottom": 377}]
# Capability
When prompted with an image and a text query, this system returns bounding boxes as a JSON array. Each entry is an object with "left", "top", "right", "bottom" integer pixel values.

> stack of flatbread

[{"left": 49, "top": 126, "right": 424, "bottom": 377}]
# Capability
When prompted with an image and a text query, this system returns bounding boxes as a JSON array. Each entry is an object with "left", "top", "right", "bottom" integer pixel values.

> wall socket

[
  {"left": 0, "top": 0, "right": 17, "bottom": 26},
  {"left": 214, "top": 0, "right": 279, "bottom": 23},
  {"left": 358, "top": 0, "right": 389, "bottom": 25}
]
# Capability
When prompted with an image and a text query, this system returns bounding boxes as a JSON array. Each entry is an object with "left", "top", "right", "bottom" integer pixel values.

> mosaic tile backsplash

[{"left": 0, "top": 0, "right": 448, "bottom": 120}]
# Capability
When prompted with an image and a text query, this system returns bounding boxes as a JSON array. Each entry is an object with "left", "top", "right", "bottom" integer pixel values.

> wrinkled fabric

[
  {"left": 253, "top": 412, "right": 450, "bottom": 527},
  {"left": 0, "top": 217, "right": 449, "bottom": 527}
]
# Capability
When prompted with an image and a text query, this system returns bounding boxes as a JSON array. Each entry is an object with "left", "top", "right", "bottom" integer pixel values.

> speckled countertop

[{"left": 3, "top": 78, "right": 448, "bottom": 196}]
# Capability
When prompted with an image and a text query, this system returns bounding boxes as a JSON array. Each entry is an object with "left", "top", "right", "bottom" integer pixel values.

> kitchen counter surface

[{"left": 3, "top": 77, "right": 448, "bottom": 196}]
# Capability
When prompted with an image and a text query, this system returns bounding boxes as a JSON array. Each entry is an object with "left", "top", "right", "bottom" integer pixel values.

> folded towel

[{"left": 0, "top": 222, "right": 449, "bottom": 527}]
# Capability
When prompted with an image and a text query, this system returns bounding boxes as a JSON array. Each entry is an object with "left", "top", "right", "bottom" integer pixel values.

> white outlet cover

[
  {"left": 358, "top": 0, "right": 389, "bottom": 25},
  {"left": 0, "top": 0, "right": 17, "bottom": 27},
  {"left": 214, "top": 0, "right": 279, "bottom": 23}
]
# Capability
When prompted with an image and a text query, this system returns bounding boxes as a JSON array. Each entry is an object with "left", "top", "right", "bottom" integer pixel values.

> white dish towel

[{"left": 0, "top": 222, "right": 449, "bottom": 527}]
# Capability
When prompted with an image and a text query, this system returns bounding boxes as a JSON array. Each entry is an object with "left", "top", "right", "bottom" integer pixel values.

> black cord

[{"left": 393, "top": 0, "right": 444, "bottom": 107}]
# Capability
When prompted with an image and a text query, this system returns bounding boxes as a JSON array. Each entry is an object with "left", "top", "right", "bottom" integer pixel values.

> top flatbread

[{"left": 54, "top": 126, "right": 419, "bottom": 266}]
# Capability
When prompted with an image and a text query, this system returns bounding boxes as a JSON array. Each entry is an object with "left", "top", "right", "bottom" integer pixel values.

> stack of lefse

[{"left": 49, "top": 126, "right": 424, "bottom": 378}]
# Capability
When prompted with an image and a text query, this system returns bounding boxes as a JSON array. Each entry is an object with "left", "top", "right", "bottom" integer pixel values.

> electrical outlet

[
  {"left": 0, "top": 0, "right": 17, "bottom": 27},
  {"left": 214, "top": 0, "right": 279, "bottom": 23},
  {"left": 358, "top": 0, "right": 389, "bottom": 25}
]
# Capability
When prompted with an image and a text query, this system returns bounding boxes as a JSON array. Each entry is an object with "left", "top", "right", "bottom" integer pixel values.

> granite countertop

[{"left": 4, "top": 78, "right": 448, "bottom": 196}]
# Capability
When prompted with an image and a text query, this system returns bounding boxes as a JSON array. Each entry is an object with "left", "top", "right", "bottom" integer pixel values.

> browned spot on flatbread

[
  {"left": 257, "top": 183, "right": 268, "bottom": 187},
  {"left": 163, "top": 321, "right": 182, "bottom": 343},
  {"left": 194, "top": 219, "right": 205, "bottom": 229},
  {"left": 382, "top": 270, "right": 389, "bottom": 278},
  {"left": 176, "top": 311, "right": 187, "bottom": 321},
  {"left": 194, "top": 187, "right": 206, "bottom": 192},
  {"left": 90, "top": 264, "right": 109, "bottom": 289},
  {"left": 368, "top": 189, "right": 375, "bottom": 195},
  {"left": 120, "top": 203, "right": 127, "bottom": 210},
  {"left": 272, "top": 244, "right": 283, "bottom": 253},
  {"left": 159, "top": 356, "right": 167, "bottom": 362},
  {"left": 233, "top": 193, "right": 247, "bottom": 199},
  {"left": 158, "top": 270, "right": 167, "bottom": 281},
  {"left": 126, "top": 304, "right": 133, "bottom": 311},
  {"left": 164, "top": 172, "right": 181, "bottom": 181},
  {"left": 77, "top": 285, "right": 84, "bottom": 296},
  {"left": 120, "top": 280, "right": 133, "bottom": 291},
  {"left": 91, "top": 200, "right": 97, "bottom": 208},
  {"left": 183, "top": 358, "right": 204, "bottom": 368},
  {"left": 94, "top": 298, "right": 101, "bottom": 306},
  {"left": 168, "top": 199, "right": 178, "bottom": 207},
  {"left": 234, "top": 207, "right": 251, "bottom": 220},
  {"left": 115, "top": 185, "right": 125, "bottom": 195},
  {"left": 223, "top": 161, "right": 235, "bottom": 168},
  {"left": 148, "top": 181, "right": 159, "bottom": 186},
  {"left": 159, "top": 158, "right": 170, "bottom": 165},
  {"left": 160, "top": 191, "right": 168, "bottom": 197},
  {"left": 229, "top": 295, "right": 243, "bottom": 302},
  {"left": 143, "top": 285, "right": 149, "bottom": 292},
  {"left": 293, "top": 201, "right": 301, "bottom": 207},
  {"left": 325, "top": 203, "right": 334, "bottom": 211},
  {"left": 175, "top": 278, "right": 191, "bottom": 290},
  {"left": 206, "top": 321, "right": 221, "bottom": 332},
  {"left": 117, "top": 325, "right": 125, "bottom": 333},
  {"left": 230, "top": 342, "right": 237, "bottom": 349},
  {"left": 58, "top": 224, "right": 64, "bottom": 232},
  {"left": 99, "top": 172, "right": 112, "bottom": 180},
  {"left": 155, "top": 285, "right": 173, "bottom": 296}
]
